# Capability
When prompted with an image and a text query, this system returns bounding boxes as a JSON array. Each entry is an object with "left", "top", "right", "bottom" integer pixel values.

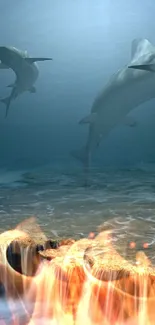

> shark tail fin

[
  {"left": 70, "top": 146, "right": 90, "bottom": 186},
  {"left": 0, "top": 97, "right": 11, "bottom": 118},
  {"left": 71, "top": 146, "right": 89, "bottom": 165},
  {"left": 128, "top": 64, "right": 155, "bottom": 72}
]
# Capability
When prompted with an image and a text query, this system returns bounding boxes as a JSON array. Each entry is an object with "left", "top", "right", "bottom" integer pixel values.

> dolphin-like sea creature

[
  {"left": 0, "top": 46, "right": 52, "bottom": 117},
  {"left": 71, "top": 38, "right": 155, "bottom": 181}
]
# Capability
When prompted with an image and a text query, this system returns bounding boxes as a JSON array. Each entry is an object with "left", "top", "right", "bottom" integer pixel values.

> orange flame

[{"left": 0, "top": 218, "right": 155, "bottom": 324}]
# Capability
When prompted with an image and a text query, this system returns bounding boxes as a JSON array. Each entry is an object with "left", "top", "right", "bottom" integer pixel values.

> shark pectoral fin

[
  {"left": 128, "top": 64, "right": 155, "bottom": 72},
  {"left": 25, "top": 57, "right": 53, "bottom": 64},
  {"left": 124, "top": 116, "right": 137, "bottom": 127},
  {"left": 79, "top": 113, "right": 96, "bottom": 125},
  {"left": 29, "top": 86, "right": 36, "bottom": 93},
  {"left": 0, "top": 62, "right": 9, "bottom": 69}
]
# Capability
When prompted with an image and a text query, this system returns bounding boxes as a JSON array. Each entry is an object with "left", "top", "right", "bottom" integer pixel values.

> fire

[{"left": 0, "top": 218, "right": 155, "bottom": 324}]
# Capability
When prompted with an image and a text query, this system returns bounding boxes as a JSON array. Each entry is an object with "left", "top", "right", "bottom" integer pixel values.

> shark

[
  {"left": 0, "top": 46, "right": 52, "bottom": 117},
  {"left": 71, "top": 38, "right": 155, "bottom": 182}
]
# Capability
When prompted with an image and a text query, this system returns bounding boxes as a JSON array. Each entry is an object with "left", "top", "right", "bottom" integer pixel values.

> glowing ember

[
  {"left": 0, "top": 217, "right": 155, "bottom": 324},
  {"left": 129, "top": 241, "right": 136, "bottom": 249}
]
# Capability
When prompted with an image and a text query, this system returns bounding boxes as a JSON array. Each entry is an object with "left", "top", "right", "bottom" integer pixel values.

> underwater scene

[{"left": 1, "top": 0, "right": 155, "bottom": 324}]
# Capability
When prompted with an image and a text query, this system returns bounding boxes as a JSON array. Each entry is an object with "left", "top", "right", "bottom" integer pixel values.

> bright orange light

[
  {"left": 129, "top": 241, "right": 136, "bottom": 249},
  {"left": 88, "top": 232, "right": 95, "bottom": 239},
  {"left": 143, "top": 242, "right": 149, "bottom": 249},
  {"left": 0, "top": 218, "right": 154, "bottom": 325}
]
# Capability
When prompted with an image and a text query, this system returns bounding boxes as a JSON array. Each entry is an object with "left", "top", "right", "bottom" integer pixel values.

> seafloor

[{"left": 0, "top": 164, "right": 155, "bottom": 241}]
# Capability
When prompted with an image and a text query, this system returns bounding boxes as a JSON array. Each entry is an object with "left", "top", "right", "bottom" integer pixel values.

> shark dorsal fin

[
  {"left": 24, "top": 50, "right": 28, "bottom": 57},
  {"left": 25, "top": 57, "right": 52, "bottom": 64},
  {"left": 131, "top": 38, "right": 155, "bottom": 62}
]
